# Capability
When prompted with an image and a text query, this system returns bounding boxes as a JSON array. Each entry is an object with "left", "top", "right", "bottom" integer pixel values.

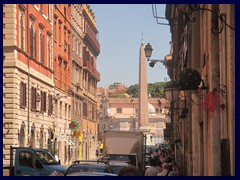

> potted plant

[{"left": 178, "top": 68, "right": 201, "bottom": 90}]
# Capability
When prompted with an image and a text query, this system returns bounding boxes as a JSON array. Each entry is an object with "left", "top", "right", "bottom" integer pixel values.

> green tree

[
  {"left": 126, "top": 84, "right": 139, "bottom": 98},
  {"left": 148, "top": 82, "right": 166, "bottom": 98},
  {"left": 126, "top": 82, "right": 166, "bottom": 98}
]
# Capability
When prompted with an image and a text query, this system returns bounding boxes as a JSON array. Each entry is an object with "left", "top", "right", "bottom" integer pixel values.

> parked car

[
  {"left": 64, "top": 160, "right": 113, "bottom": 176},
  {"left": 66, "top": 172, "right": 117, "bottom": 176},
  {"left": 3, "top": 146, "right": 67, "bottom": 176},
  {"left": 107, "top": 160, "right": 130, "bottom": 175}
]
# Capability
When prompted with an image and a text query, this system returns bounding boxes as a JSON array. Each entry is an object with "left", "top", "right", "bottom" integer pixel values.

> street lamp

[{"left": 144, "top": 43, "right": 165, "bottom": 67}]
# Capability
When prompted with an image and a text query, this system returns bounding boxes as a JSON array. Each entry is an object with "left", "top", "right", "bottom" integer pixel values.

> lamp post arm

[{"left": 147, "top": 58, "right": 165, "bottom": 63}]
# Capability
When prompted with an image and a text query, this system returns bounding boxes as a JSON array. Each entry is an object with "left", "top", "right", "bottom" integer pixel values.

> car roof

[{"left": 64, "top": 162, "right": 108, "bottom": 176}]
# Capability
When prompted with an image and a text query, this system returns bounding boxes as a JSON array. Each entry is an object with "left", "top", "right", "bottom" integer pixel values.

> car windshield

[
  {"left": 111, "top": 165, "right": 126, "bottom": 174},
  {"left": 35, "top": 151, "right": 59, "bottom": 165}
]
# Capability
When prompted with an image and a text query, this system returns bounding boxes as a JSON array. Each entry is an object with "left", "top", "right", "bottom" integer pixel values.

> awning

[{"left": 99, "top": 143, "right": 103, "bottom": 149}]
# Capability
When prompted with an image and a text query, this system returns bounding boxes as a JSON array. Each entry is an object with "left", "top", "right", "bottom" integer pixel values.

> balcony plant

[{"left": 178, "top": 68, "right": 202, "bottom": 90}]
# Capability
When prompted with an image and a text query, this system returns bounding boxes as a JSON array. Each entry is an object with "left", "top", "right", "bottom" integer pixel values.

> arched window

[
  {"left": 39, "top": 125, "right": 44, "bottom": 149},
  {"left": 18, "top": 6, "right": 25, "bottom": 50},
  {"left": 30, "top": 124, "right": 36, "bottom": 148},
  {"left": 19, "top": 122, "right": 25, "bottom": 147}
]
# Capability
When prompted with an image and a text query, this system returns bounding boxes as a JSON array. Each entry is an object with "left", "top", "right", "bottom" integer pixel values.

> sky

[{"left": 90, "top": 4, "right": 171, "bottom": 88}]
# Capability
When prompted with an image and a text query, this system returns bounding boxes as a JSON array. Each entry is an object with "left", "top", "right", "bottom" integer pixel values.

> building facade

[
  {"left": 3, "top": 4, "right": 56, "bottom": 165},
  {"left": 70, "top": 4, "right": 84, "bottom": 161},
  {"left": 53, "top": 4, "right": 73, "bottom": 165},
  {"left": 97, "top": 87, "right": 170, "bottom": 146},
  {"left": 3, "top": 4, "right": 100, "bottom": 166},
  {"left": 81, "top": 4, "right": 100, "bottom": 160},
  {"left": 165, "top": 4, "right": 235, "bottom": 176}
]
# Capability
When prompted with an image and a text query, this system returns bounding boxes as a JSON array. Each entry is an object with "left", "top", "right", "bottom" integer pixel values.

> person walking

[
  {"left": 157, "top": 162, "right": 175, "bottom": 176},
  {"left": 145, "top": 158, "right": 157, "bottom": 176},
  {"left": 155, "top": 160, "right": 163, "bottom": 174}
]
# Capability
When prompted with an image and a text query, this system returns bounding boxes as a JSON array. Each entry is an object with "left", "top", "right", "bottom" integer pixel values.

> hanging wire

[
  {"left": 152, "top": 4, "right": 169, "bottom": 26},
  {"left": 155, "top": 61, "right": 167, "bottom": 70},
  {"left": 179, "top": 90, "right": 206, "bottom": 106}
]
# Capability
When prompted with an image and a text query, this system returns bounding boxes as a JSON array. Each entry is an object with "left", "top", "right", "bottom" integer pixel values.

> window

[
  {"left": 92, "top": 106, "right": 95, "bottom": 120},
  {"left": 47, "top": 34, "right": 52, "bottom": 68},
  {"left": 65, "top": 104, "right": 67, "bottom": 120},
  {"left": 19, "top": 7, "right": 25, "bottom": 50},
  {"left": 83, "top": 101, "right": 87, "bottom": 117},
  {"left": 64, "top": 28, "right": 66, "bottom": 48},
  {"left": 72, "top": 100, "right": 75, "bottom": 117},
  {"left": 76, "top": 39, "right": 78, "bottom": 54},
  {"left": 48, "top": 94, "right": 53, "bottom": 115},
  {"left": 75, "top": 101, "right": 78, "bottom": 117},
  {"left": 59, "top": 23, "right": 62, "bottom": 45},
  {"left": 79, "top": 101, "right": 81, "bottom": 118},
  {"left": 58, "top": 57, "right": 62, "bottom": 88},
  {"left": 54, "top": 19, "right": 57, "bottom": 40},
  {"left": 40, "top": 4, "right": 43, "bottom": 13},
  {"left": 39, "top": 27, "right": 45, "bottom": 63},
  {"left": 72, "top": 35, "right": 75, "bottom": 51},
  {"left": 64, "top": 41, "right": 67, "bottom": 52},
  {"left": 60, "top": 101, "right": 62, "bottom": 118},
  {"left": 68, "top": 105, "right": 71, "bottom": 121},
  {"left": 20, "top": 81, "right": 26, "bottom": 108},
  {"left": 19, "top": 151, "right": 36, "bottom": 168},
  {"left": 76, "top": 68, "right": 79, "bottom": 85},
  {"left": 19, "top": 123, "right": 25, "bottom": 147},
  {"left": 31, "top": 87, "right": 37, "bottom": 111},
  {"left": 29, "top": 18, "right": 36, "bottom": 58},
  {"left": 48, "top": 4, "right": 52, "bottom": 21},
  {"left": 40, "top": 91, "right": 46, "bottom": 112},
  {"left": 30, "top": 125, "right": 36, "bottom": 147},
  {"left": 117, "top": 108, "right": 122, "bottom": 114},
  {"left": 78, "top": 42, "right": 81, "bottom": 56}
]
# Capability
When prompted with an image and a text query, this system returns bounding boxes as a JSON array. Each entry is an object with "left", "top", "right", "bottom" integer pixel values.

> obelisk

[{"left": 138, "top": 38, "right": 149, "bottom": 131}]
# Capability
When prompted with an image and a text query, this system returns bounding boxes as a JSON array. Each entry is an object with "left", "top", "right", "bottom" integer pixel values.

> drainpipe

[{"left": 27, "top": 4, "right": 30, "bottom": 146}]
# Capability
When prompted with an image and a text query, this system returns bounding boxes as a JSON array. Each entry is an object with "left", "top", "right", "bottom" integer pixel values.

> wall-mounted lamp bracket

[
  {"left": 152, "top": 4, "right": 170, "bottom": 26},
  {"left": 144, "top": 43, "right": 166, "bottom": 68},
  {"left": 183, "top": 5, "right": 235, "bottom": 34}
]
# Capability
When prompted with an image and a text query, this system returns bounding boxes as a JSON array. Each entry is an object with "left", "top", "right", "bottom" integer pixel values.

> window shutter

[
  {"left": 41, "top": 34, "right": 45, "bottom": 63},
  {"left": 30, "top": 25, "right": 33, "bottom": 56},
  {"left": 20, "top": 13, "right": 24, "bottom": 49},
  {"left": 31, "top": 87, "right": 36, "bottom": 111},
  {"left": 23, "top": 83, "right": 26, "bottom": 106},
  {"left": 20, "top": 82, "right": 23, "bottom": 107},
  {"left": 44, "top": 92, "right": 46, "bottom": 112},
  {"left": 41, "top": 91, "right": 44, "bottom": 112},
  {"left": 83, "top": 47, "right": 86, "bottom": 64},
  {"left": 48, "top": 95, "right": 53, "bottom": 115}
]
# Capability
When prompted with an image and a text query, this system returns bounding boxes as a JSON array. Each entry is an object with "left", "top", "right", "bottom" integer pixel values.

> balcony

[
  {"left": 83, "top": 60, "right": 100, "bottom": 82},
  {"left": 84, "top": 25, "right": 100, "bottom": 55}
]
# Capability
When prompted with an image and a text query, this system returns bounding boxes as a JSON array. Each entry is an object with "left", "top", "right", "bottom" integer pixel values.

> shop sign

[{"left": 69, "top": 121, "right": 79, "bottom": 131}]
